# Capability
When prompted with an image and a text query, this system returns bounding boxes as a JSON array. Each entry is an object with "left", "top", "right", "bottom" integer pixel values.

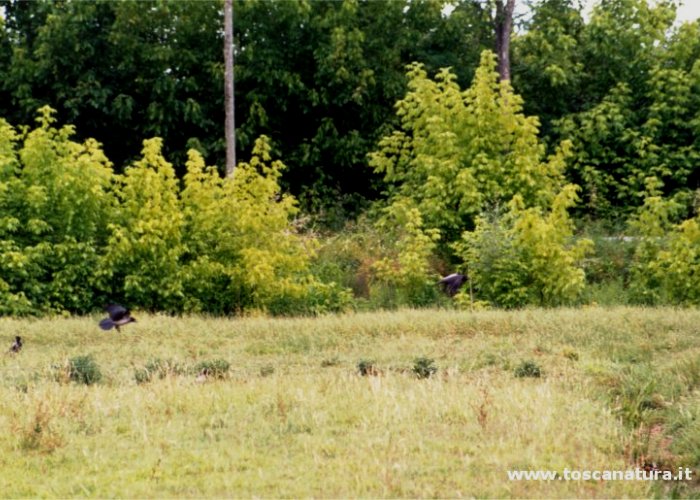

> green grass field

[{"left": 0, "top": 307, "right": 698, "bottom": 498}]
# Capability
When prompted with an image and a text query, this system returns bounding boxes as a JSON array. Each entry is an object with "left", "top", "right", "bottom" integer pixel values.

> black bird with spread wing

[
  {"left": 9, "top": 336, "right": 22, "bottom": 353},
  {"left": 99, "top": 304, "right": 136, "bottom": 331},
  {"left": 438, "top": 273, "right": 467, "bottom": 297}
]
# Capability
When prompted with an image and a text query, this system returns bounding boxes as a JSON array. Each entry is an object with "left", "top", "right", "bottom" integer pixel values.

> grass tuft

[
  {"left": 514, "top": 360, "right": 542, "bottom": 378},
  {"left": 412, "top": 356, "right": 437, "bottom": 379},
  {"left": 68, "top": 355, "right": 102, "bottom": 385}
]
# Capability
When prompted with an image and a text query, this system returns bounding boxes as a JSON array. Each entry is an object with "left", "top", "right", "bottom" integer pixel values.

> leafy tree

[
  {"left": 180, "top": 136, "right": 326, "bottom": 314},
  {"left": 370, "top": 50, "right": 570, "bottom": 244},
  {"left": 368, "top": 49, "right": 590, "bottom": 306},
  {"left": 0, "top": 0, "right": 496, "bottom": 219},
  {"left": 0, "top": 107, "right": 347, "bottom": 315},
  {"left": 234, "top": 0, "right": 494, "bottom": 219},
  {"left": 514, "top": 0, "right": 700, "bottom": 221},
  {"left": 556, "top": 60, "right": 700, "bottom": 217},
  {"left": 577, "top": 0, "right": 676, "bottom": 103},
  {"left": 0, "top": 107, "right": 116, "bottom": 314},
  {"left": 1, "top": 0, "right": 223, "bottom": 170},
  {"left": 98, "top": 138, "right": 185, "bottom": 312},
  {"left": 512, "top": 0, "right": 586, "bottom": 136}
]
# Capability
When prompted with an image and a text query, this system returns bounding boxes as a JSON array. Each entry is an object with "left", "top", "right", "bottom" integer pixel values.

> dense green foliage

[
  {"left": 369, "top": 52, "right": 590, "bottom": 307},
  {"left": 628, "top": 187, "right": 700, "bottom": 305},
  {"left": 454, "top": 187, "right": 592, "bottom": 308},
  {"left": 0, "top": 0, "right": 699, "bottom": 312},
  {"left": 370, "top": 52, "right": 570, "bottom": 240},
  {"left": 0, "top": 109, "right": 345, "bottom": 315},
  {"left": 0, "top": 0, "right": 493, "bottom": 220},
  {"left": 2, "top": 0, "right": 695, "bottom": 221}
]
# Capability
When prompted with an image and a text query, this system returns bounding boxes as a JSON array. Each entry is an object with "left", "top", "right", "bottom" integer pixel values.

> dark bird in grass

[
  {"left": 9, "top": 336, "right": 22, "bottom": 353},
  {"left": 99, "top": 304, "right": 136, "bottom": 331},
  {"left": 438, "top": 273, "right": 467, "bottom": 297}
]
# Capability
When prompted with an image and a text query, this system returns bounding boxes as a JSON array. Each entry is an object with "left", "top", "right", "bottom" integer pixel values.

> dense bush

[
  {"left": 68, "top": 355, "right": 102, "bottom": 385},
  {"left": 369, "top": 51, "right": 571, "bottom": 243},
  {"left": 413, "top": 357, "right": 438, "bottom": 379},
  {"left": 629, "top": 185, "right": 700, "bottom": 305},
  {"left": 0, "top": 108, "right": 115, "bottom": 314},
  {"left": 0, "top": 109, "right": 349, "bottom": 315},
  {"left": 134, "top": 358, "right": 186, "bottom": 384},
  {"left": 366, "top": 51, "right": 586, "bottom": 308},
  {"left": 2, "top": 99, "right": 699, "bottom": 314},
  {"left": 514, "top": 360, "right": 542, "bottom": 378},
  {"left": 454, "top": 186, "right": 593, "bottom": 308}
]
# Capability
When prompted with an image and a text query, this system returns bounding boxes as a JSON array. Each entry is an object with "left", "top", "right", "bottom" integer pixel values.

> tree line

[
  {"left": 4, "top": 0, "right": 695, "bottom": 220},
  {"left": 0, "top": 0, "right": 699, "bottom": 313}
]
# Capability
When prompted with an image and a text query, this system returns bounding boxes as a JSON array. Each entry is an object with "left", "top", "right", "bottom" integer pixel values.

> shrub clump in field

[
  {"left": 68, "top": 355, "right": 102, "bottom": 385},
  {"left": 134, "top": 358, "right": 186, "bottom": 384},
  {"left": 259, "top": 364, "right": 275, "bottom": 377},
  {"left": 195, "top": 359, "right": 230, "bottom": 380},
  {"left": 357, "top": 359, "right": 379, "bottom": 376},
  {"left": 514, "top": 360, "right": 542, "bottom": 378},
  {"left": 413, "top": 357, "right": 437, "bottom": 379}
]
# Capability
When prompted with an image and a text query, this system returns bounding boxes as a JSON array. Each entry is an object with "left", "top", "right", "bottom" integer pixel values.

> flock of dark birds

[{"left": 7, "top": 275, "right": 466, "bottom": 354}]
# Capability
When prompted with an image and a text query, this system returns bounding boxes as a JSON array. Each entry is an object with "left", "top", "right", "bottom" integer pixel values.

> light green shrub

[{"left": 454, "top": 186, "right": 593, "bottom": 308}]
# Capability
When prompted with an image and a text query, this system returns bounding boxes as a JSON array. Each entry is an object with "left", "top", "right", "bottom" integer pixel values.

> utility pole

[{"left": 224, "top": 0, "right": 236, "bottom": 178}]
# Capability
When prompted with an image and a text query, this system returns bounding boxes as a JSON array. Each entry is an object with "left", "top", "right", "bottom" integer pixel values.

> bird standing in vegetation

[
  {"left": 438, "top": 273, "right": 467, "bottom": 296},
  {"left": 8, "top": 336, "right": 22, "bottom": 353},
  {"left": 99, "top": 304, "right": 136, "bottom": 331}
]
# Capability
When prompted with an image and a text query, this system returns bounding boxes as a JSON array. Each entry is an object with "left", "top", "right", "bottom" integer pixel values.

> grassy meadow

[{"left": 0, "top": 307, "right": 698, "bottom": 498}]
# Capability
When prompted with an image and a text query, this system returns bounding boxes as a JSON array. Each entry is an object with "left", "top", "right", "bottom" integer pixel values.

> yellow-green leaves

[
  {"left": 101, "top": 138, "right": 184, "bottom": 311},
  {"left": 0, "top": 108, "right": 114, "bottom": 313},
  {"left": 629, "top": 181, "right": 700, "bottom": 305},
  {"left": 454, "top": 186, "right": 593, "bottom": 308},
  {"left": 371, "top": 51, "right": 568, "bottom": 239},
  {"left": 180, "top": 135, "right": 344, "bottom": 315},
  {"left": 371, "top": 199, "right": 440, "bottom": 302},
  {"left": 0, "top": 111, "right": 347, "bottom": 315},
  {"left": 369, "top": 50, "right": 581, "bottom": 307}
]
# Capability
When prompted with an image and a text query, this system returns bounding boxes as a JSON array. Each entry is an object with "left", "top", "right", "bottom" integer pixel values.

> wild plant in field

[
  {"left": 470, "top": 386, "right": 492, "bottom": 430},
  {"left": 413, "top": 357, "right": 437, "bottom": 379},
  {"left": 195, "top": 359, "right": 230, "bottom": 380},
  {"left": 357, "top": 359, "right": 379, "bottom": 376},
  {"left": 13, "top": 402, "right": 64, "bottom": 453},
  {"left": 259, "top": 364, "right": 275, "bottom": 377},
  {"left": 68, "top": 355, "right": 102, "bottom": 385},
  {"left": 321, "top": 357, "right": 340, "bottom": 367},
  {"left": 514, "top": 360, "right": 542, "bottom": 378}
]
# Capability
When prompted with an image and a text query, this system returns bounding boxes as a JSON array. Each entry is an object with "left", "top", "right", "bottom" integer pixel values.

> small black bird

[
  {"left": 438, "top": 273, "right": 467, "bottom": 297},
  {"left": 99, "top": 304, "right": 136, "bottom": 331},
  {"left": 9, "top": 336, "right": 22, "bottom": 353}
]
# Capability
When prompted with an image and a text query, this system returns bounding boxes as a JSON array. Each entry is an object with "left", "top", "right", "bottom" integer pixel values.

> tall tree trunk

[
  {"left": 224, "top": 0, "right": 236, "bottom": 178},
  {"left": 494, "top": 0, "right": 515, "bottom": 81}
]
